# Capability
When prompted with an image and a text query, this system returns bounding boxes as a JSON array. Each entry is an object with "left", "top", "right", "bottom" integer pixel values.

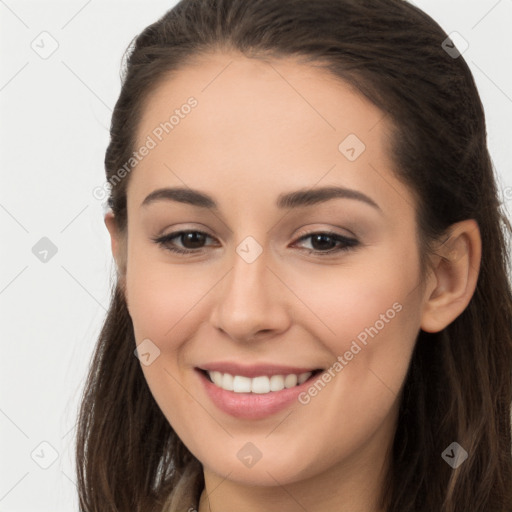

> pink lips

[{"left": 195, "top": 362, "right": 322, "bottom": 420}]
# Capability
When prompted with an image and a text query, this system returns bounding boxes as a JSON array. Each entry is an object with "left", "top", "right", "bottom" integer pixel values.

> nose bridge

[
  {"left": 211, "top": 234, "right": 289, "bottom": 341},
  {"left": 231, "top": 236, "right": 268, "bottom": 300}
]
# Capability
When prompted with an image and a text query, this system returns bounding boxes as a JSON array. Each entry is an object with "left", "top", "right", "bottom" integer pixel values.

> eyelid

[{"left": 293, "top": 225, "right": 357, "bottom": 241}]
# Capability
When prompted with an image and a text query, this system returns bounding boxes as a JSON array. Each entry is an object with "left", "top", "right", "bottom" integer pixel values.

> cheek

[
  {"left": 289, "top": 247, "right": 422, "bottom": 403},
  {"left": 303, "top": 282, "right": 418, "bottom": 401},
  {"left": 289, "top": 249, "right": 420, "bottom": 351},
  {"left": 125, "top": 242, "right": 209, "bottom": 343}
]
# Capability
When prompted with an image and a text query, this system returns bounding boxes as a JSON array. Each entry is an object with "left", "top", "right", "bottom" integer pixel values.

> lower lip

[{"left": 196, "top": 369, "right": 319, "bottom": 420}]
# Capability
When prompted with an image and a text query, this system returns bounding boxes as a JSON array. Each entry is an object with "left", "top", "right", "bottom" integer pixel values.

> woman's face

[{"left": 115, "top": 52, "right": 432, "bottom": 492}]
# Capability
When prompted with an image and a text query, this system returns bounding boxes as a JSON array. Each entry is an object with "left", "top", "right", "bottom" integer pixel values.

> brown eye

[
  {"left": 152, "top": 230, "right": 215, "bottom": 254},
  {"left": 293, "top": 231, "right": 359, "bottom": 256}
]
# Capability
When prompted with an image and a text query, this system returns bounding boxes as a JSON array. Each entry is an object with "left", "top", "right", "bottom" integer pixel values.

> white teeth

[
  {"left": 298, "top": 372, "right": 311, "bottom": 384},
  {"left": 206, "top": 371, "right": 313, "bottom": 393},
  {"left": 251, "top": 376, "right": 270, "bottom": 394},
  {"left": 269, "top": 375, "right": 284, "bottom": 391},
  {"left": 284, "top": 374, "right": 298, "bottom": 388},
  {"left": 233, "top": 375, "right": 252, "bottom": 393},
  {"left": 210, "top": 371, "right": 223, "bottom": 387},
  {"left": 222, "top": 373, "right": 234, "bottom": 391}
]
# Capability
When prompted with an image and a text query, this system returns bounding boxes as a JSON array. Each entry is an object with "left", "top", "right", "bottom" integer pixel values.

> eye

[
  {"left": 152, "top": 229, "right": 359, "bottom": 256},
  {"left": 152, "top": 230, "right": 216, "bottom": 255},
  {"left": 292, "top": 230, "right": 359, "bottom": 256}
]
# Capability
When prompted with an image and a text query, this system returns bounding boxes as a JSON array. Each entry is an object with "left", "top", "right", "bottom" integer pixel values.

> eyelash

[{"left": 151, "top": 229, "right": 359, "bottom": 256}]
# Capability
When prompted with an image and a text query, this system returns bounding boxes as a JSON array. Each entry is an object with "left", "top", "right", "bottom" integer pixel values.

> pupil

[
  {"left": 312, "top": 234, "right": 335, "bottom": 250},
  {"left": 183, "top": 232, "right": 206, "bottom": 249}
]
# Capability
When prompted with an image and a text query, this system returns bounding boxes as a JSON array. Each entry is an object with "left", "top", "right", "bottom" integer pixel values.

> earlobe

[{"left": 420, "top": 219, "right": 481, "bottom": 333}]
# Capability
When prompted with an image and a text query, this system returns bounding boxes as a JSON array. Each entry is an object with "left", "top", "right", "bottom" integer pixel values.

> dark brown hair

[{"left": 76, "top": 0, "right": 512, "bottom": 510}]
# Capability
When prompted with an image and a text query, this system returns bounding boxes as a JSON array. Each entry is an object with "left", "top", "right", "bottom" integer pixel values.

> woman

[{"left": 75, "top": 0, "right": 512, "bottom": 510}]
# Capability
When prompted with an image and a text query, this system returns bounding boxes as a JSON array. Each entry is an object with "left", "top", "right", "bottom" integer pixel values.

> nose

[{"left": 209, "top": 241, "right": 291, "bottom": 343}]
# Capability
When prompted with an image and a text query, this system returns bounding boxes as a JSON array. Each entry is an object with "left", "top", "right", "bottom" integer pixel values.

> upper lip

[{"left": 197, "top": 362, "right": 322, "bottom": 378}]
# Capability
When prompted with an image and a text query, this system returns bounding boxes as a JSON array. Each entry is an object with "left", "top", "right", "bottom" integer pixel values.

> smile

[
  {"left": 206, "top": 370, "right": 317, "bottom": 393},
  {"left": 195, "top": 364, "right": 325, "bottom": 419}
]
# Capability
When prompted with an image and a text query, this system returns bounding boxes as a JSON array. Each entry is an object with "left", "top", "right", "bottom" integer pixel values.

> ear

[
  {"left": 104, "top": 211, "right": 127, "bottom": 285},
  {"left": 420, "top": 219, "right": 481, "bottom": 333}
]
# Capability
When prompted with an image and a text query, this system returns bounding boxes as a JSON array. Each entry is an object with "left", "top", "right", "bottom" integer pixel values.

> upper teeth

[{"left": 207, "top": 371, "right": 313, "bottom": 394}]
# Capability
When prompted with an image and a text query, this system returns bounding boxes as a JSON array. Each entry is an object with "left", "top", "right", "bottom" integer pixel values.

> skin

[{"left": 104, "top": 51, "right": 481, "bottom": 512}]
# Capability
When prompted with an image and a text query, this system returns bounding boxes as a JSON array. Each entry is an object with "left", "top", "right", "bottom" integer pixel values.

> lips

[{"left": 195, "top": 362, "right": 325, "bottom": 419}]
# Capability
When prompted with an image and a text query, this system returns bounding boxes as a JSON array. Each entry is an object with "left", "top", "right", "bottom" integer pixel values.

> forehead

[
  {"left": 128, "top": 51, "right": 412, "bottom": 220},
  {"left": 137, "top": 51, "right": 388, "bottom": 145}
]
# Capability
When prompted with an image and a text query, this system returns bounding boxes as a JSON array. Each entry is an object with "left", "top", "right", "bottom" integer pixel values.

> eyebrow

[{"left": 141, "top": 186, "right": 381, "bottom": 211}]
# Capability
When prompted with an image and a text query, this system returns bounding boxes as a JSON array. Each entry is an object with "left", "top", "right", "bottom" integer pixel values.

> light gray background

[{"left": 1, "top": 0, "right": 511, "bottom": 510}]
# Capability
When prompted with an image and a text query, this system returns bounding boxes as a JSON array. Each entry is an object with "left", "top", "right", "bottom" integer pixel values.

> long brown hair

[{"left": 76, "top": 0, "right": 512, "bottom": 510}]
